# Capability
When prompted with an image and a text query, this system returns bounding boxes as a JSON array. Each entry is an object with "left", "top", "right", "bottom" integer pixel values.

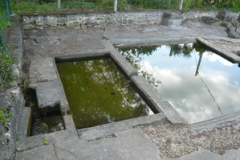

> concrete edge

[
  {"left": 197, "top": 37, "right": 240, "bottom": 63},
  {"left": 54, "top": 49, "right": 109, "bottom": 61},
  {"left": 16, "top": 129, "right": 77, "bottom": 152},
  {"left": 77, "top": 112, "right": 166, "bottom": 141},
  {"left": 111, "top": 37, "right": 197, "bottom": 47},
  {"left": 101, "top": 40, "right": 139, "bottom": 76},
  {"left": 190, "top": 110, "right": 240, "bottom": 136}
]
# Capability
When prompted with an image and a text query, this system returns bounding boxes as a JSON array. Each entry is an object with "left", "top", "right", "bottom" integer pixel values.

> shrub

[{"left": 0, "top": 46, "right": 17, "bottom": 91}]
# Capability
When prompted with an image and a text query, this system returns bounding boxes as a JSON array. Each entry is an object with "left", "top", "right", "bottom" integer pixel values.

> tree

[
  {"left": 179, "top": 0, "right": 183, "bottom": 10},
  {"left": 58, "top": 0, "right": 61, "bottom": 9}
]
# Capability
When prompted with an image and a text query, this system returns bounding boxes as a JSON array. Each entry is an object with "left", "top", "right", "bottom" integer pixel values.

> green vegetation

[
  {"left": 0, "top": 0, "right": 238, "bottom": 14},
  {"left": 0, "top": 45, "right": 17, "bottom": 91},
  {"left": 0, "top": 108, "right": 13, "bottom": 126},
  {"left": 42, "top": 136, "right": 48, "bottom": 144}
]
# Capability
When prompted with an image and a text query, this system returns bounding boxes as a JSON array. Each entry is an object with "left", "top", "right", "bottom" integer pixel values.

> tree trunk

[
  {"left": 114, "top": 0, "right": 117, "bottom": 12},
  {"left": 58, "top": 0, "right": 61, "bottom": 9},
  {"left": 179, "top": 0, "right": 183, "bottom": 10}
]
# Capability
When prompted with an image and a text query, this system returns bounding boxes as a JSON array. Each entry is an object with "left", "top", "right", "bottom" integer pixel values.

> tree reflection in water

[{"left": 118, "top": 46, "right": 162, "bottom": 87}]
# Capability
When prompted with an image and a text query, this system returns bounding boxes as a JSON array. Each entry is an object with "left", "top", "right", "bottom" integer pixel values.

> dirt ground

[{"left": 141, "top": 120, "right": 240, "bottom": 158}]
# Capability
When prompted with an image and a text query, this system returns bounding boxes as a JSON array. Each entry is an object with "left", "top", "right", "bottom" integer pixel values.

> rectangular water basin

[
  {"left": 56, "top": 57, "right": 154, "bottom": 129},
  {"left": 117, "top": 43, "right": 240, "bottom": 124}
]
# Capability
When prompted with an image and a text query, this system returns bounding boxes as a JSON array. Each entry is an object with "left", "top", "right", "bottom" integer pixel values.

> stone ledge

[
  {"left": 190, "top": 110, "right": 240, "bottom": 136},
  {"left": 78, "top": 113, "right": 166, "bottom": 141},
  {"left": 30, "top": 81, "right": 69, "bottom": 112},
  {"left": 102, "top": 40, "right": 138, "bottom": 76},
  {"left": 197, "top": 37, "right": 240, "bottom": 63},
  {"left": 111, "top": 37, "right": 197, "bottom": 46}
]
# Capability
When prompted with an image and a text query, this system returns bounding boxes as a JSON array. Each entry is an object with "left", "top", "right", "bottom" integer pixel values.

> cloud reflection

[{"left": 119, "top": 44, "right": 240, "bottom": 124}]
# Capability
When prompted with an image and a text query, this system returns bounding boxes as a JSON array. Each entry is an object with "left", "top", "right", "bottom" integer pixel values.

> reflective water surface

[
  {"left": 57, "top": 58, "right": 153, "bottom": 129},
  {"left": 118, "top": 43, "right": 240, "bottom": 124}
]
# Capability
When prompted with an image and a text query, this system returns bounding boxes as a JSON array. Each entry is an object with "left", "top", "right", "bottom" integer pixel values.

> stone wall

[{"left": 22, "top": 10, "right": 240, "bottom": 30}]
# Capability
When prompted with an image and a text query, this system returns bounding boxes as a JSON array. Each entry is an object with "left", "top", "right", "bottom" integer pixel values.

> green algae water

[
  {"left": 57, "top": 58, "right": 153, "bottom": 129},
  {"left": 25, "top": 92, "right": 64, "bottom": 136},
  {"left": 118, "top": 43, "right": 240, "bottom": 124}
]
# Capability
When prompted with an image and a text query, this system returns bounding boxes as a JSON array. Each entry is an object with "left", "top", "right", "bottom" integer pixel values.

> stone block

[
  {"left": 221, "top": 21, "right": 232, "bottom": 28},
  {"left": 81, "top": 24, "right": 87, "bottom": 29},
  {"left": 57, "top": 17, "right": 68, "bottom": 24},
  {"left": 231, "top": 17, "right": 239, "bottom": 27},
  {"left": 236, "top": 25, "right": 240, "bottom": 34},
  {"left": 66, "top": 22, "right": 75, "bottom": 28},
  {"left": 162, "top": 18, "right": 182, "bottom": 26},
  {"left": 73, "top": 21, "right": 80, "bottom": 26},
  {"left": 217, "top": 10, "right": 234, "bottom": 21},
  {"left": 35, "top": 81, "right": 69, "bottom": 111},
  {"left": 163, "top": 12, "right": 182, "bottom": 19},
  {"left": 202, "top": 16, "right": 220, "bottom": 25},
  {"left": 211, "top": 21, "right": 222, "bottom": 26},
  {"left": 24, "top": 24, "right": 35, "bottom": 30}
]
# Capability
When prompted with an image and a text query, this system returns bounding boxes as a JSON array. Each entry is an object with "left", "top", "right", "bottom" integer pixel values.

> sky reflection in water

[{"left": 118, "top": 44, "right": 240, "bottom": 124}]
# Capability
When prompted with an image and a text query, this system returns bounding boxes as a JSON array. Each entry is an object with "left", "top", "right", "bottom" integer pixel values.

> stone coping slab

[
  {"left": 29, "top": 56, "right": 58, "bottom": 84},
  {"left": 78, "top": 113, "right": 166, "bottom": 141},
  {"left": 197, "top": 37, "right": 240, "bottom": 63},
  {"left": 190, "top": 110, "right": 240, "bottom": 135},
  {"left": 29, "top": 81, "right": 69, "bottom": 112},
  {"left": 17, "top": 128, "right": 161, "bottom": 160},
  {"left": 111, "top": 37, "right": 197, "bottom": 47}
]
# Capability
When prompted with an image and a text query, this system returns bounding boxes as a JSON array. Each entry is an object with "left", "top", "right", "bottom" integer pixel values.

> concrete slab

[
  {"left": 78, "top": 113, "right": 166, "bottom": 141},
  {"left": 198, "top": 147, "right": 222, "bottom": 160},
  {"left": 163, "top": 151, "right": 201, "bottom": 160},
  {"left": 190, "top": 110, "right": 240, "bottom": 135},
  {"left": 197, "top": 37, "right": 240, "bottom": 63},
  {"left": 29, "top": 56, "right": 58, "bottom": 83},
  {"left": 34, "top": 81, "right": 69, "bottom": 111},
  {"left": 223, "top": 148, "right": 240, "bottom": 160},
  {"left": 17, "top": 128, "right": 161, "bottom": 160}
]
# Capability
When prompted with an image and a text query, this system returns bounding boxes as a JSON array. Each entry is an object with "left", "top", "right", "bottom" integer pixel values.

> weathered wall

[{"left": 22, "top": 10, "right": 240, "bottom": 30}]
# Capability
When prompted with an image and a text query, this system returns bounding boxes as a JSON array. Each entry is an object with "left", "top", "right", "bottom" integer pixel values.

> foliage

[
  {"left": 42, "top": 136, "right": 48, "bottom": 144},
  {"left": 0, "top": 108, "right": 13, "bottom": 126},
  {"left": 7, "top": 0, "right": 240, "bottom": 13},
  {"left": 0, "top": 45, "right": 17, "bottom": 91},
  {"left": 118, "top": 46, "right": 162, "bottom": 87},
  {"left": 0, "top": 1, "right": 12, "bottom": 30},
  {"left": 11, "top": 1, "right": 56, "bottom": 13},
  {"left": 0, "top": 108, "right": 8, "bottom": 126},
  {"left": 198, "top": 0, "right": 240, "bottom": 11},
  {"left": 182, "top": 0, "right": 196, "bottom": 11},
  {"left": 62, "top": 0, "right": 97, "bottom": 10}
]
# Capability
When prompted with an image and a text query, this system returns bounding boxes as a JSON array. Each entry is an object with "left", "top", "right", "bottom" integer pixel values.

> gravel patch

[{"left": 141, "top": 120, "right": 240, "bottom": 158}]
